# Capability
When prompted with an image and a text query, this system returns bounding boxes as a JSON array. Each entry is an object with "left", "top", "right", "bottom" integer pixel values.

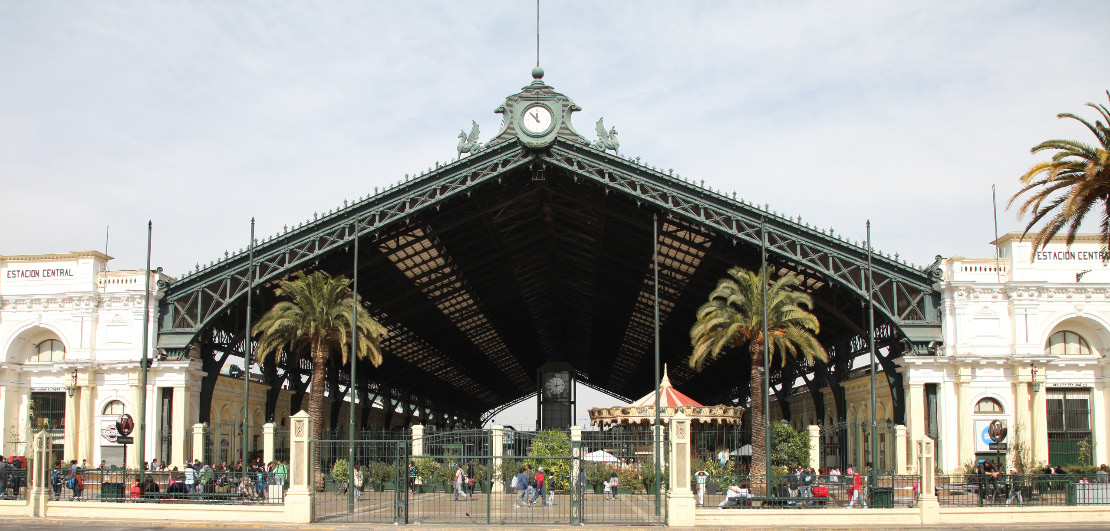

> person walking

[
  {"left": 408, "top": 461, "right": 418, "bottom": 494},
  {"left": 352, "top": 463, "right": 363, "bottom": 499},
  {"left": 184, "top": 463, "right": 197, "bottom": 493},
  {"left": 1005, "top": 468, "right": 1024, "bottom": 507},
  {"left": 694, "top": 469, "right": 708, "bottom": 506},
  {"left": 514, "top": 467, "right": 528, "bottom": 508},
  {"left": 466, "top": 462, "right": 476, "bottom": 497},
  {"left": 847, "top": 466, "right": 866, "bottom": 508},
  {"left": 453, "top": 464, "right": 467, "bottom": 501},
  {"left": 609, "top": 471, "right": 619, "bottom": 500},
  {"left": 531, "top": 467, "right": 546, "bottom": 507}
]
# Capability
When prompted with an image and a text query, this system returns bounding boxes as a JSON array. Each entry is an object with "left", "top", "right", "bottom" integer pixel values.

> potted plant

[
  {"left": 331, "top": 458, "right": 350, "bottom": 493},
  {"left": 434, "top": 461, "right": 454, "bottom": 493},
  {"left": 369, "top": 461, "right": 392, "bottom": 492},
  {"left": 471, "top": 462, "right": 490, "bottom": 493},
  {"left": 416, "top": 458, "right": 437, "bottom": 493},
  {"left": 586, "top": 462, "right": 609, "bottom": 494}
]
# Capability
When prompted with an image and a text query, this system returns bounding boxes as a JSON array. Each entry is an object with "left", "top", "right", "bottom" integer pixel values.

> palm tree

[
  {"left": 253, "top": 270, "right": 387, "bottom": 486},
  {"left": 1009, "top": 92, "right": 1110, "bottom": 255},
  {"left": 688, "top": 265, "right": 827, "bottom": 489}
]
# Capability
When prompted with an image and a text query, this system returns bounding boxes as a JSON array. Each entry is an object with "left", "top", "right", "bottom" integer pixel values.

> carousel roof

[
  {"left": 588, "top": 365, "right": 743, "bottom": 426},
  {"left": 629, "top": 365, "right": 702, "bottom": 408}
]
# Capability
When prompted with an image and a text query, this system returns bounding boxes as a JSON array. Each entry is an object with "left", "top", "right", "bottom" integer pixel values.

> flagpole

[
  {"left": 653, "top": 213, "right": 661, "bottom": 515},
  {"left": 349, "top": 216, "right": 359, "bottom": 513},
  {"left": 243, "top": 218, "right": 255, "bottom": 468},
  {"left": 138, "top": 221, "right": 152, "bottom": 478},
  {"left": 867, "top": 221, "right": 877, "bottom": 478}
]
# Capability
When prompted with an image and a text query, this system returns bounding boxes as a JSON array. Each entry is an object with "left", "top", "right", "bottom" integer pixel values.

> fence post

[
  {"left": 667, "top": 412, "right": 695, "bottom": 526},
  {"left": 570, "top": 425, "right": 582, "bottom": 525},
  {"left": 192, "top": 423, "right": 206, "bottom": 464},
  {"left": 284, "top": 410, "right": 313, "bottom": 523},
  {"left": 895, "top": 425, "right": 907, "bottom": 474},
  {"left": 263, "top": 422, "right": 276, "bottom": 464},
  {"left": 916, "top": 436, "right": 938, "bottom": 524},
  {"left": 29, "top": 430, "right": 47, "bottom": 517},
  {"left": 491, "top": 425, "right": 503, "bottom": 493},
  {"left": 807, "top": 425, "right": 820, "bottom": 471}
]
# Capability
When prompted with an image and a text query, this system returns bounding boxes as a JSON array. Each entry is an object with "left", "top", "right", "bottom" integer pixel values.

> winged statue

[
  {"left": 592, "top": 118, "right": 619, "bottom": 154},
  {"left": 457, "top": 120, "right": 483, "bottom": 159}
]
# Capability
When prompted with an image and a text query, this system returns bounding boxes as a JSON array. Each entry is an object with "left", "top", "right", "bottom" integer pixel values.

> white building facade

[{"left": 900, "top": 232, "right": 1110, "bottom": 472}]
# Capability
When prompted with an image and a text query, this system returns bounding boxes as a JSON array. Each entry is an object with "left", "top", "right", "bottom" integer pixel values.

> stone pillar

[
  {"left": 171, "top": 385, "right": 190, "bottom": 467},
  {"left": 907, "top": 382, "right": 924, "bottom": 472},
  {"left": 284, "top": 411, "right": 313, "bottom": 523},
  {"left": 192, "top": 423, "right": 206, "bottom": 464},
  {"left": 917, "top": 436, "right": 939, "bottom": 524},
  {"left": 491, "top": 425, "right": 504, "bottom": 493},
  {"left": 263, "top": 422, "right": 276, "bottom": 464},
  {"left": 64, "top": 386, "right": 78, "bottom": 463},
  {"left": 956, "top": 366, "right": 972, "bottom": 467},
  {"left": 411, "top": 424, "right": 424, "bottom": 456},
  {"left": 666, "top": 412, "right": 695, "bottom": 526},
  {"left": 807, "top": 425, "right": 820, "bottom": 471},
  {"left": 1031, "top": 366, "right": 1049, "bottom": 464},
  {"left": 570, "top": 425, "right": 582, "bottom": 525},
  {"left": 79, "top": 370, "right": 96, "bottom": 465},
  {"left": 129, "top": 373, "right": 143, "bottom": 469},
  {"left": 30, "top": 430, "right": 48, "bottom": 517},
  {"left": 1014, "top": 365, "right": 1032, "bottom": 464},
  {"left": 895, "top": 425, "right": 908, "bottom": 474}
]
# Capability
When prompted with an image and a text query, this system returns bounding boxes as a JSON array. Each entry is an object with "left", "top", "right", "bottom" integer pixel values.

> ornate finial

[
  {"left": 532, "top": 66, "right": 544, "bottom": 80},
  {"left": 457, "top": 120, "right": 483, "bottom": 159},
  {"left": 591, "top": 118, "right": 620, "bottom": 154},
  {"left": 660, "top": 364, "right": 672, "bottom": 389}
]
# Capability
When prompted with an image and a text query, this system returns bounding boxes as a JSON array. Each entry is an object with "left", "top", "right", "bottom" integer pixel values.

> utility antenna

[
  {"left": 992, "top": 184, "right": 1001, "bottom": 282},
  {"left": 536, "top": 0, "right": 541, "bottom": 67}
]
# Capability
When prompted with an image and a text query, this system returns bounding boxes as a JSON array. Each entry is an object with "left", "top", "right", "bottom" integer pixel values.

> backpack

[{"left": 68, "top": 476, "right": 77, "bottom": 489}]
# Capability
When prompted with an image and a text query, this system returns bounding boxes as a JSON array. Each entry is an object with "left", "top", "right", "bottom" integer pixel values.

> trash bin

[
  {"left": 870, "top": 486, "right": 894, "bottom": 508},
  {"left": 101, "top": 482, "right": 125, "bottom": 502}
]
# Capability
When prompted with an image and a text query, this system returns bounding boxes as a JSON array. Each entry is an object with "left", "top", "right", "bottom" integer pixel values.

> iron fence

[
  {"left": 578, "top": 426, "right": 668, "bottom": 525},
  {"left": 694, "top": 473, "right": 920, "bottom": 509},
  {"left": 935, "top": 474, "right": 1110, "bottom": 507},
  {"left": 0, "top": 468, "right": 28, "bottom": 500},
  {"left": 313, "top": 439, "right": 407, "bottom": 524},
  {"left": 47, "top": 468, "right": 284, "bottom": 504}
]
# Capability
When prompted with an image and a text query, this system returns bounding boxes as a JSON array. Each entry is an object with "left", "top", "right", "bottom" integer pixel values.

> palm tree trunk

[
  {"left": 749, "top": 343, "right": 767, "bottom": 496},
  {"left": 309, "top": 336, "right": 328, "bottom": 491}
]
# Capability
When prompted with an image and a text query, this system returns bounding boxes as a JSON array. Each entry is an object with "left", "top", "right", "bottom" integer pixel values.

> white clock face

[
  {"left": 521, "top": 104, "right": 554, "bottom": 136},
  {"left": 545, "top": 376, "right": 566, "bottom": 396}
]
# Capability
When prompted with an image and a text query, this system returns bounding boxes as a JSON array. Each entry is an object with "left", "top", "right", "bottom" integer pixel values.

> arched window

[
  {"left": 32, "top": 339, "right": 65, "bottom": 362},
  {"left": 1045, "top": 331, "right": 1092, "bottom": 356},
  {"left": 975, "top": 397, "right": 1004, "bottom": 414},
  {"left": 102, "top": 400, "right": 126, "bottom": 416}
]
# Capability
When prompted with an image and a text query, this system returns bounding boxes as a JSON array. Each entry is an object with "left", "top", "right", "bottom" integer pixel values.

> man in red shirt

[{"left": 531, "top": 467, "right": 547, "bottom": 507}]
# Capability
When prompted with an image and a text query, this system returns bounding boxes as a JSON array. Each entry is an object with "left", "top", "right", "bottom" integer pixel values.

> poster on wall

[{"left": 974, "top": 419, "right": 1008, "bottom": 452}]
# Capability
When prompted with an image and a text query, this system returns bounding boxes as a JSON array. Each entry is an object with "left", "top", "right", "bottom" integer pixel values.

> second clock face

[
  {"left": 545, "top": 376, "right": 566, "bottom": 396},
  {"left": 521, "top": 104, "right": 554, "bottom": 136}
]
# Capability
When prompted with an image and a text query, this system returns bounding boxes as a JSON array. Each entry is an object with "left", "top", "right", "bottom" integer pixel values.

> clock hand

[{"left": 531, "top": 111, "right": 540, "bottom": 122}]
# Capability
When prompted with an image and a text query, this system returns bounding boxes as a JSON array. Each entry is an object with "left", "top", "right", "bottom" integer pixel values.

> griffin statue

[
  {"left": 457, "top": 120, "right": 483, "bottom": 159},
  {"left": 592, "top": 118, "right": 619, "bottom": 154}
]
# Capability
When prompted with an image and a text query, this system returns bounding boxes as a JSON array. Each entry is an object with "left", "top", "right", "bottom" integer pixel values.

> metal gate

[
  {"left": 819, "top": 420, "right": 896, "bottom": 473},
  {"left": 312, "top": 427, "right": 667, "bottom": 525}
]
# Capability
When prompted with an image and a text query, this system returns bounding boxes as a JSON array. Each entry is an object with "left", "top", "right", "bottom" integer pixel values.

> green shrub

[{"left": 331, "top": 458, "right": 350, "bottom": 485}]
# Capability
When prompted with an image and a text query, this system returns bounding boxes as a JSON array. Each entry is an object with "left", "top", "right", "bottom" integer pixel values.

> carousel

[{"left": 588, "top": 365, "right": 744, "bottom": 463}]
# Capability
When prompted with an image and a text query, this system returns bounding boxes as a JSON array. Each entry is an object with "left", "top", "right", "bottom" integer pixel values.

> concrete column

[
  {"left": 192, "top": 423, "right": 206, "bottom": 464},
  {"left": 129, "top": 373, "right": 142, "bottom": 469},
  {"left": 411, "top": 424, "right": 424, "bottom": 456},
  {"left": 171, "top": 385, "right": 190, "bottom": 467},
  {"left": 1090, "top": 380, "right": 1108, "bottom": 467},
  {"left": 263, "top": 422, "right": 276, "bottom": 464},
  {"left": 956, "top": 366, "right": 972, "bottom": 467},
  {"left": 30, "top": 430, "right": 48, "bottom": 516},
  {"left": 79, "top": 370, "right": 96, "bottom": 465},
  {"left": 895, "top": 425, "right": 908, "bottom": 474},
  {"left": 0, "top": 383, "right": 8, "bottom": 456},
  {"left": 807, "top": 425, "right": 820, "bottom": 471},
  {"left": 907, "top": 382, "right": 924, "bottom": 472},
  {"left": 1014, "top": 365, "right": 1032, "bottom": 464},
  {"left": 491, "top": 425, "right": 503, "bottom": 493},
  {"left": 666, "top": 412, "right": 695, "bottom": 526},
  {"left": 570, "top": 425, "right": 582, "bottom": 524},
  {"left": 284, "top": 410, "right": 313, "bottom": 523},
  {"left": 64, "top": 387, "right": 78, "bottom": 462},
  {"left": 917, "top": 436, "right": 939, "bottom": 524},
  {"left": 1031, "top": 366, "right": 1049, "bottom": 464}
]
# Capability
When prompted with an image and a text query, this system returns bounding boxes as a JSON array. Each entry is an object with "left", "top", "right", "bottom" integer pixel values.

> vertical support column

[
  {"left": 171, "top": 385, "right": 189, "bottom": 467},
  {"left": 411, "top": 424, "right": 424, "bottom": 456},
  {"left": 79, "top": 371, "right": 96, "bottom": 465},
  {"left": 570, "top": 425, "right": 582, "bottom": 526},
  {"left": 666, "top": 412, "right": 694, "bottom": 526},
  {"left": 907, "top": 382, "right": 924, "bottom": 472},
  {"left": 491, "top": 425, "right": 503, "bottom": 493},
  {"left": 129, "top": 374, "right": 142, "bottom": 469},
  {"left": 917, "top": 436, "right": 939, "bottom": 524},
  {"left": 284, "top": 411, "right": 313, "bottom": 523},
  {"left": 1014, "top": 366, "right": 1032, "bottom": 464},
  {"left": 895, "top": 425, "right": 907, "bottom": 474},
  {"left": 0, "top": 384, "right": 9, "bottom": 457},
  {"left": 807, "top": 425, "right": 820, "bottom": 471},
  {"left": 30, "top": 430, "right": 47, "bottom": 517},
  {"left": 1031, "top": 366, "right": 1048, "bottom": 464},
  {"left": 63, "top": 388, "right": 78, "bottom": 463},
  {"left": 956, "top": 366, "right": 972, "bottom": 468},
  {"left": 192, "top": 423, "right": 206, "bottom": 464},
  {"left": 264, "top": 422, "right": 276, "bottom": 464}
]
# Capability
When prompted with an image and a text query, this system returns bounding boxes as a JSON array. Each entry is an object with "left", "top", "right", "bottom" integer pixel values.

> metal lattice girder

[{"left": 543, "top": 141, "right": 941, "bottom": 326}]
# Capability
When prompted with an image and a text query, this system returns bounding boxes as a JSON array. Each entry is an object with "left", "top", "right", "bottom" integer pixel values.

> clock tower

[
  {"left": 537, "top": 362, "right": 575, "bottom": 430},
  {"left": 485, "top": 67, "right": 591, "bottom": 150}
]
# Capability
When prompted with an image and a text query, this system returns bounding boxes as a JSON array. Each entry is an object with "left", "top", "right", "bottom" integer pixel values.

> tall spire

[{"left": 660, "top": 363, "right": 672, "bottom": 389}]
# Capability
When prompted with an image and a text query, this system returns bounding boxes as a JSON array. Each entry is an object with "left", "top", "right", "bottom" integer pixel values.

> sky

[{"left": 2, "top": 1, "right": 1108, "bottom": 423}]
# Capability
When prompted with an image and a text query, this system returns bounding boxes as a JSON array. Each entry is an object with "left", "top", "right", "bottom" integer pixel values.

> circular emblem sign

[
  {"left": 988, "top": 420, "right": 1007, "bottom": 443},
  {"left": 116, "top": 414, "right": 135, "bottom": 436}
]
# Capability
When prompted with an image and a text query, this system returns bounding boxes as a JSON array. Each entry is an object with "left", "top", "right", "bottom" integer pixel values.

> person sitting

[
  {"left": 238, "top": 477, "right": 258, "bottom": 501},
  {"left": 166, "top": 473, "right": 188, "bottom": 497},
  {"left": 129, "top": 476, "right": 143, "bottom": 501},
  {"left": 717, "top": 485, "right": 751, "bottom": 508}
]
